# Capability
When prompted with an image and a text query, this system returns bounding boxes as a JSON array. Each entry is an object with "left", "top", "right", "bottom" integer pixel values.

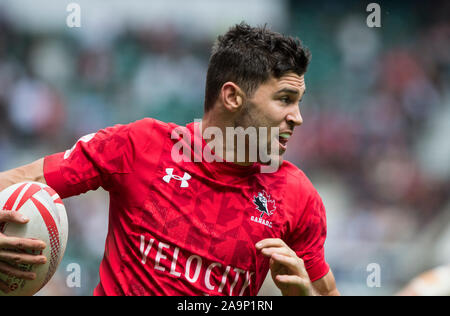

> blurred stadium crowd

[{"left": 0, "top": 0, "right": 449, "bottom": 295}]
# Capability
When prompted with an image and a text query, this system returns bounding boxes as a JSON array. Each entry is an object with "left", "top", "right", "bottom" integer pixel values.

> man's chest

[
  {"left": 112, "top": 157, "right": 298, "bottom": 295},
  {"left": 144, "top": 168, "right": 287, "bottom": 261},
  {"left": 122, "top": 159, "right": 293, "bottom": 265}
]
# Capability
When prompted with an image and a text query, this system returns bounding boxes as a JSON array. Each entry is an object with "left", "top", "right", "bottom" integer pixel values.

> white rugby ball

[{"left": 0, "top": 182, "right": 68, "bottom": 296}]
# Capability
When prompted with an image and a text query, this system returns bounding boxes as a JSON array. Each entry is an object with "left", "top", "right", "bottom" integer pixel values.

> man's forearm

[
  {"left": 311, "top": 270, "right": 340, "bottom": 296},
  {"left": 0, "top": 158, "right": 46, "bottom": 191}
]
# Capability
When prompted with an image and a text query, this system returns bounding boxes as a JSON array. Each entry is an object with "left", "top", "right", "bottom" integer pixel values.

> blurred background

[{"left": 0, "top": 0, "right": 448, "bottom": 295}]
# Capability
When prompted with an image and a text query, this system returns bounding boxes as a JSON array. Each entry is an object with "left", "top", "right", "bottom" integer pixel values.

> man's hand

[
  {"left": 256, "top": 238, "right": 314, "bottom": 296},
  {"left": 0, "top": 210, "right": 47, "bottom": 294}
]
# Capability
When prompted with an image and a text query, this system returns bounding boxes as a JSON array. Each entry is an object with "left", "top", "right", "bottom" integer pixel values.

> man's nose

[{"left": 286, "top": 106, "right": 303, "bottom": 127}]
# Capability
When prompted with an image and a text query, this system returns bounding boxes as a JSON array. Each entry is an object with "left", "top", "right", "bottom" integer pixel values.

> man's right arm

[
  {"left": 0, "top": 158, "right": 48, "bottom": 293},
  {"left": 0, "top": 158, "right": 46, "bottom": 191}
]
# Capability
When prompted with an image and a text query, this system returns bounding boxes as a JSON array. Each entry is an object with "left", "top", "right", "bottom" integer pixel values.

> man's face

[{"left": 236, "top": 72, "right": 306, "bottom": 165}]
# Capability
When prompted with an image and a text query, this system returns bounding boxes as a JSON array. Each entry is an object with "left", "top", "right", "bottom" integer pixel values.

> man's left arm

[
  {"left": 312, "top": 270, "right": 340, "bottom": 296},
  {"left": 256, "top": 238, "right": 339, "bottom": 296}
]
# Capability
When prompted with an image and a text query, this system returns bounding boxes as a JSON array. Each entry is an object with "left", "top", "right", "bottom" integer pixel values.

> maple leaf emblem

[{"left": 253, "top": 190, "right": 276, "bottom": 219}]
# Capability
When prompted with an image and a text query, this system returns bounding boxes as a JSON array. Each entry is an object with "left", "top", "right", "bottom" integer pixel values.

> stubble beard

[{"left": 233, "top": 100, "right": 282, "bottom": 166}]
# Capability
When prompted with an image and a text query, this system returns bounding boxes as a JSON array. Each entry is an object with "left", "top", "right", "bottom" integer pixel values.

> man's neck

[{"left": 200, "top": 116, "right": 253, "bottom": 166}]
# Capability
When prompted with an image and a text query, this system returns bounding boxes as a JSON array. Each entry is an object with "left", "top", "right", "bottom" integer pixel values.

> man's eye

[{"left": 281, "top": 97, "right": 291, "bottom": 104}]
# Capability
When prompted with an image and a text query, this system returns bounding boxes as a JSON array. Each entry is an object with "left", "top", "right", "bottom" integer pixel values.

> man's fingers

[
  {"left": 0, "top": 249, "right": 47, "bottom": 265},
  {"left": 0, "top": 211, "right": 29, "bottom": 224},
  {"left": 256, "top": 239, "right": 306, "bottom": 276},
  {"left": 0, "top": 236, "right": 46, "bottom": 251},
  {"left": 255, "top": 238, "right": 287, "bottom": 250},
  {"left": 273, "top": 274, "right": 312, "bottom": 296},
  {"left": 260, "top": 246, "right": 296, "bottom": 259},
  {"left": 275, "top": 274, "right": 303, "bottom": 285},
  {"left": 257, "top": 241, "right": 315, "bottom": 297},
  {"left": 0, "top": 279, "right": 11, "bottom": 294},
  {"left": 0, "top": 261, "right": 36, "bottom": 281},
  {"left": 269, "top": 253, "right": 304, "bottom": 274}
]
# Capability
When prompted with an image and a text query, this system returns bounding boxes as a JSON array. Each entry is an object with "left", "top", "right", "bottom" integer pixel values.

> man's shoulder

[
  {"left": 270, "top": 160, "right": 318, "bottom": 195},
  {"left": 128, "top": 117, "right": 179, "bottom": 131},
  {"left": 279, "top": 160, "right": 312, "bottom": 183},
  {"left": 126, "top": 117, "right": 185, "bottom": 139}
]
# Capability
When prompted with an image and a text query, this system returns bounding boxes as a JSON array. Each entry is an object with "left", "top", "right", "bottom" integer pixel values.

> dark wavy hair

[{"left": 204, "top": 22, "right": 311, "bottom": 113}]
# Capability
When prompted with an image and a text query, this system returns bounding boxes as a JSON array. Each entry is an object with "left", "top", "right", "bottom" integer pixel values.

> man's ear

[{"left": 220, "top": 82, "right": 245, "bottom": 112}]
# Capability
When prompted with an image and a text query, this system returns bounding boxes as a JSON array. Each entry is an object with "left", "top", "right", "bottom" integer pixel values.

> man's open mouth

[{"left": 278, "top": 132, "right": 291, "bottom": 149}]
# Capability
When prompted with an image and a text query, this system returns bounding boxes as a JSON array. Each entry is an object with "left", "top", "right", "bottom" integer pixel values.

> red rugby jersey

[{"left": 43, "top": 118, "right": 329, "bottom": 296}]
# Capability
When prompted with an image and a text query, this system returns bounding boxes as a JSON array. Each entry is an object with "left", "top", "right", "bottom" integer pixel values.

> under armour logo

[{"left": 162, "top": 168, "right": 191, "bottom": 188}]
